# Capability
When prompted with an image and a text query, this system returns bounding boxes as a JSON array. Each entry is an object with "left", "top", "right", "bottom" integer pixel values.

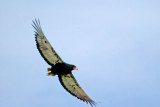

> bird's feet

[{"left": 48, "top": 68, "right": 55, "bottom": 76}]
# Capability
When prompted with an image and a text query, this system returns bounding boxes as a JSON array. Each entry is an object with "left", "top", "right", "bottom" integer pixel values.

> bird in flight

[{"left": 32, "top": 19, "right": 96, "bottom": 106}]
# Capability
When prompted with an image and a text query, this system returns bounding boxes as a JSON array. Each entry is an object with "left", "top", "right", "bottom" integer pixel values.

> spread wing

[
  {"left": 32, "top": 19, "right": 63, "bottom": 66},
  {"left": 58, "top": 73, "right": 96, "bottom": 106}
]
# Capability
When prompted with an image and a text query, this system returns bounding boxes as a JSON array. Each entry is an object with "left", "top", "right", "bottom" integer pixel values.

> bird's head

[
  {"left": 72, "top": 65, "right": 78, "bottom": 70},
  {"left": 64, "top": 63, "right": 78, "bottom": 71}
]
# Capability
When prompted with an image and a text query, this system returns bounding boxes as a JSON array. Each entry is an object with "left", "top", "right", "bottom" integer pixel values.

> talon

[
  {"left": 50, "top": 73, "right": 55, "bottom": 76},
  {"left": 47, "top": 68, "right": 55, "bottom": 76},
  {"left": 48, "top": 70, "right": 51, "bottom": 73},
  {"left": 48, "top": 68, "right": 51, "bottom": 73}
]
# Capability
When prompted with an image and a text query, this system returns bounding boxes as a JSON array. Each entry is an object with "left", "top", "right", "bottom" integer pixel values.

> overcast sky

[{"left": 0, "top": 0, "right": 160, "bottom": 107}]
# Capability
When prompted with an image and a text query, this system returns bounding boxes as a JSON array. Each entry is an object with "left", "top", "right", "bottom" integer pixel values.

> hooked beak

[{"left": 73, "top": 66, "right": 78, "bottom": 70}]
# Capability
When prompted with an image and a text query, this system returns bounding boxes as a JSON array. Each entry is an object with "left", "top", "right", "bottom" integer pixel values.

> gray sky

[{"left": 0, "top": 0, "right": 160, "bottom": 107}]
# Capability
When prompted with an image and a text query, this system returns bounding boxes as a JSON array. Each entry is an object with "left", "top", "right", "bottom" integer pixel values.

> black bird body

[
  {"left": 32, "top": 19, "right": 96, "bottom": 106},
  {"left": 50, "top": 63, "right": 74, "bottom": 75}
]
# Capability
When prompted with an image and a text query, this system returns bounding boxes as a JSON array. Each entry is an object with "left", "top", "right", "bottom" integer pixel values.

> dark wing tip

[
  {"left": 32, "top": 18, "right": 41, "bottom": 31},
  {"left": 80, "top": 98, "right": 97, "bottom": 107},
  {"left": 89, "top": 101, "right": 97, "bottom": 107},
  {"left": 76, "top": 96, "right": 96, "bottom": 106},
  {"left": 32, "top": 18, "right": 42, "bottom": 42}
]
